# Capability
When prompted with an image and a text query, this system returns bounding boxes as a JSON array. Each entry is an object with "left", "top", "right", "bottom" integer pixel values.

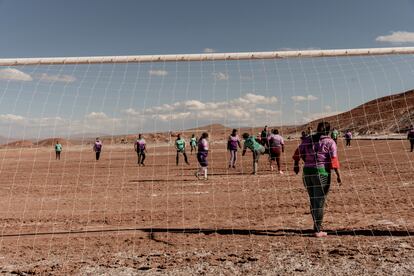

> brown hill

[
  {"left": 1, "top": 140, "right": 34, "bottom": 149},
  {"left": 302, "top": 89, "right": 414, "bottom": 135},
  {"left": 35, "top": 138, "right": 72, "bottom": 147}
]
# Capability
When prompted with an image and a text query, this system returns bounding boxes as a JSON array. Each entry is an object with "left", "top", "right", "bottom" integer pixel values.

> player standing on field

[
  {"left": 190, "top": 134, "right": 197, "bottom": 155},
  {"left": 175, "top": 134, "right": 189, "bottom": 166},
  {"left": 227, "top": 129, "right": 241, "bottom": 169},
  {"left": 242, "top": 133, "right": 266, "bottom": 175},
  {"left": 55, "top": 141, "right": 62, "bottom": 160},
  {"left": 344, "top": 130, "right": 352, "bottom": 147},
  {"left": 293, "top": 121, "right": 341, "bottom": 238},
  {"left": 267, "top": 129, "right": 285, "bottom": 174},
  {"left": 134, "top": 134, "right": 146, "bottom": 166},
  {"left": 330, "top": 128, "right": 339, "bottom": 144},
  {"left": 195, "top": 132, "right": 209, "bottom": 180},
  {"left": 93, "top": 138, "right": 103, "bottom": 161}
]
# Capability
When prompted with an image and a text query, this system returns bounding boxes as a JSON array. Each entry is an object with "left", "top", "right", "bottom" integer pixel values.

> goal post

[{"left": 1, "top": 46, "right": 414, "bottom": 66}]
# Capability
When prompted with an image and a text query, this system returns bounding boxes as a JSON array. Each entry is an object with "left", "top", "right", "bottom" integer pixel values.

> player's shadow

[
  {"left": 2, "top": 227, "right": 412, "bottom": 239},
  {"left": 142, "top": 228, "right": 414, "bottom": 237}
]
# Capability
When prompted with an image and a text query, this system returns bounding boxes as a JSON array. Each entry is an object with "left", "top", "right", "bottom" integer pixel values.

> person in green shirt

[
  {"left": 55, "top": 141, "right": 62, "bottom": 160},
  {"left": 242, "top": 133, "right": 265, "bottom": 175},
  {"left": 175, "top": 134, "right": 189, "bottom": 166},
  {"left": 190, "top": 133, "right": 197, "bottom": 155},
  {"left": 330, "top": 128, "right": 339, "bottom": 144}
]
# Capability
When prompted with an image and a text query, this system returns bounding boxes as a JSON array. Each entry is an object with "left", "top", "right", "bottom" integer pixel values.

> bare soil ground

[{"left": 0, "top": 139, "right": 413, "bottom": 275}]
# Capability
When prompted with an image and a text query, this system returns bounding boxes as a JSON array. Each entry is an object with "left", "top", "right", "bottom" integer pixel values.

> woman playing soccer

[
  {"left": 242, "top": 132, "right": 266, "bottom": 175},
  {"left": 227, "top": 129, "right": 241, "bottom": 169},
  {"left": 267, "top": 129, "right": 285, "bottom": 174},
  {"left": 55, "top": 141, "right": 62, "bottom": 160},
  {"left": 134, "top": 134, "right": 146, "bottom": 166},
  {"left": 195, "top": 132, "right": 209, "bottom": 180},
  {"left": 93, "top": 138, "right": 103, "bottom": 161},
  {"left": 344, "top": 130, "right": 352, "bottom": 147},
  {"left": 175, "top": 134, "right": 189, "bottom": 166},
  {"left": 190, "top": 134, "right": 197, "bottom": 154},
  {"left": 293, "top": 121, "right": 341, "bottom": 238}
]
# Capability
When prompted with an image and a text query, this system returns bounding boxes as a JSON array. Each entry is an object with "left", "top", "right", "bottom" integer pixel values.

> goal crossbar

[{"left": 1, "top": 47, "right": 414, "bottom": 66}]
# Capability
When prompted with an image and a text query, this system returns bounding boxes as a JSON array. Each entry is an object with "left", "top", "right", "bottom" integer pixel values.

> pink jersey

[
  {"left": 135, "top": 139, "right": 146, "bottom": 150},
  {"left": 94, "top": 141, "right": 102, "bottom": 152},
  {"left": 294, "top": 135, "right": 338, "bottom": 170},
  {"left": 228, "top": 135, "right": 240, "bottom": 150},
  {"left": 267, "top": 134, "right": 284, "bottom": 148},
  {"left": 198, "top": 138, "right": 209, "bottom": 152}
]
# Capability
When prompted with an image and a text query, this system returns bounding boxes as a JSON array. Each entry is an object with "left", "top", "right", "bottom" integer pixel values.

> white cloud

[
  {"left": 376, "top": 31, "right": 414, "bottom": 44},
  {"left": 37, "top": 73, "right": 76, "bottom": 83},
  {"left": 291, "top": 95, "right": 318, "bottom": 102},
  {"left": 149, "top": 70, "right": 168, "bottom": 76},
  {"left": 155, "top": 112, "right": 191, "bottom": 122},
  {"left": 0, "top": 114, "right": 25, "bottom": 124},
  {"left": 212, "top": 72, "right": 229, "bottom": 81},
  {"left": 184, "top": 100, "right": 206, "bottom": 110},
  {"left": 203, "top": 48, "right": 216, "bottom": 53},
  {"left": 0, "top": 68, "right": 33, "bottom": 81},
  {"left": 85, "top": 112, "right": 110, "bottom": 120}
]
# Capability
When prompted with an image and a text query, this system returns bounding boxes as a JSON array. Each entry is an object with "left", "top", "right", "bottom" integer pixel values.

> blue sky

[{"left": 0, "top": 0, "right": 414, "bottom": 138}]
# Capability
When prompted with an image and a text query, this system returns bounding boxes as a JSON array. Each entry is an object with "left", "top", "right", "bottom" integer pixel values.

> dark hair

[
  {"left": 201, "top": 132, "right": 208, "bottom": 139},
  {"left": 272, "top": 129, "right": 279, "bottom": 135},
  {"left": 192, "top": 133, "right": 195, "bottom": 137},
  {"left": 138, "top": 134, "right": 142, "bottom": 139},
  {"left": 317, "top": 121, "right": 331, "bottom": 135},
  {"left": 242, "top": 133, "right": 250, "bottom": 139},
  {"left": 301, "top": 131, "right": 306, "bottom": 137},
  {"left": 231, "top": 128, "right": 238, "bottom": 135}
]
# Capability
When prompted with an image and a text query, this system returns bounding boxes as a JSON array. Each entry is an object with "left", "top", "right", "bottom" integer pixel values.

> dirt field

[{"left": 0, "top": 139, "right": 413, "bottom": 275}]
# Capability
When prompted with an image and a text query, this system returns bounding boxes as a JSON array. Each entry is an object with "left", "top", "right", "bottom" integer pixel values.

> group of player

[{"left": 51, "top": 124, "right": 414, "bottom": 238}]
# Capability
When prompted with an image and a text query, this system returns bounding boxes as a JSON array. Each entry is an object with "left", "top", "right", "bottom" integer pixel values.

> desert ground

[{"left": 0, "top": 138, "right": 413, "bottom": 275}]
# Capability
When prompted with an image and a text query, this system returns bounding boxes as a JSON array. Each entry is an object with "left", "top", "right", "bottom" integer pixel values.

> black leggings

[
  {"left": 138, "top": 151, "right": 146, "bottom": 164},
  {"left": 176, "top": 150, "right": 189, "bottom": 165},
  {"left": 95, "top": 151, "right": 101, "bottom": 160},
  {"left": 55, "top": 151, "right": 61, "bottom": 160}
]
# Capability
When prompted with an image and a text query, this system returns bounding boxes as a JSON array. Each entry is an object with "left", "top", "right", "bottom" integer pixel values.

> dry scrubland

[{"left": 0, "top": 139, "right": 413, "bottom": 275}]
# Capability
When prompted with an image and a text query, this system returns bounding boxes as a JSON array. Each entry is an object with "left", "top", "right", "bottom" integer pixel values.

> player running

[
  {"left": 227, "top": 129, "right": 241, "bottom": 169},
  {"left": 195, "top": 132, "right": 209, "bottom": 180},
  {"left": 93, "top": 138, "right": 103, "bottom": 161},
  {"left": 330, "top": 128, "right": 339, "bottom": 144},
  {"left": 407, "top": 125, "right": 414, "bottom": 152},
  {"left": 190, "top": 134, "right": 197, "bottom": 155},
  {"left": 134, "top": 134, "right": 146, "bottom": 166},
  {"left": 175, "top": 134, "right": 189, "bottom": 166},
  {"left": 242, "top": 132, "right": 266, "bottom": 175},
  {"left": 293, "top": 121, "right": 341, "bottom": 238},
  {"left": 267, "top": 129, "right": 285, "bottom": 174},
  {"left": 344, "top": 130, "right": 352, "bottom": 147},
  {"left": 55, "top": 141, "right": 62, "bottom": 160}
]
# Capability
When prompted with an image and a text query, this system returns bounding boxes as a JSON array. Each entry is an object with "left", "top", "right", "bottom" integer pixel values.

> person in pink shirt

[
  {"left": 227, "top": 129, "right": 241, "bottom": 169},
  {"left": 93, "top": 138, "right": 103, "bottom": 161},
  {"left": 267, "top": 129, "right": 285, "bottom": 174},
  {"left": 195, "top": 132, "right": 209, "bottom": 180},
  {"left": 344, "top": 130, "right": 352, "bottom": 147},
  {"left": 293, "top": 121, "right": 342, "bottom": 238},
  {"left": 134, "top": 134, "right": 146, "bottom": 166}
]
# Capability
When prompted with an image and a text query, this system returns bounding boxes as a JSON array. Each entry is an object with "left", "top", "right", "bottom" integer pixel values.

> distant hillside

[{"left": 303, "top": 89, "right": 414, "bottom": 135}]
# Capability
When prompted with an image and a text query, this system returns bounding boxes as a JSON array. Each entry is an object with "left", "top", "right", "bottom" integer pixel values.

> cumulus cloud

[
  {"left": 376, "top": 31, "right": 414, "bottom": 44},
  {"left": 149, "top": 70, "right": 168, "bottom": 76},
  {"left": 0, "top": 68, "right": 33, "bottom": 81},
  {"left": 291, "top": 95, "right": 318, "bottom": 102},
  {"left": 122, "top": 93, "right": 279, "bottom": 125},
  {"left": 203, "top": 48, "right": 216, "bottom": 53},
  {"left": 212, "top": 72, "right": 229, "bottom": 81},
  {"left": 0, "top": 114, "right": 26, "bottom": 123},
  {"left": 37, "top": 73, "right": 76, "bottom": 83}
]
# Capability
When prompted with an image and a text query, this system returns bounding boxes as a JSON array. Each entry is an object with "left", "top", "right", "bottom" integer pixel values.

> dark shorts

[
  {"left": 269, "top": 147, "right": 281, "bottom": 160},
  {"left": 197, "top": 151, "right": 208, "bottom": 167}
]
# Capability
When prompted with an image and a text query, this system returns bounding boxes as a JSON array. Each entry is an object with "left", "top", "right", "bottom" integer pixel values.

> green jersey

[
  {"left": 243, "top": 136, "right": 263, "bottom": 152},
  {"left": 190, "top": 137, "right": 197, "bottom": 146},
  {"left": 331, "top": 130, "right": 339, "bottom": 139},
  {"left": 55, "top": 144, "right": 62, "bottom": 152},
  {"left": 175, "top": 138, "right": 186, "bottom": 151}
]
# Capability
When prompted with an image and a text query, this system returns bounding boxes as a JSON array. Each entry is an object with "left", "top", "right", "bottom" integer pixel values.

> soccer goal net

[{"left": 0, "top": 47, "right": 413, "bottom": 243}]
